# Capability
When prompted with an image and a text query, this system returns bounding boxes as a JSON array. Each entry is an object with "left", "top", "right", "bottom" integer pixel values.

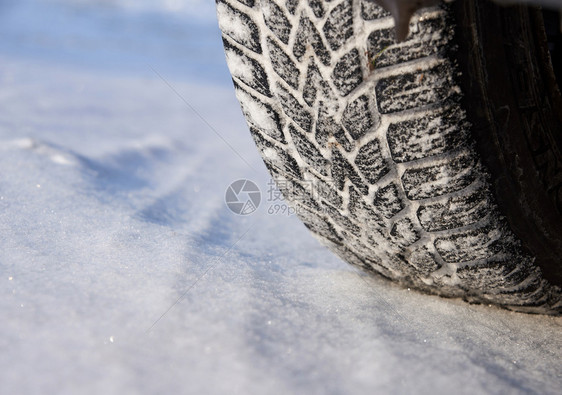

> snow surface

[{"left": 0, "top": 1, "right": 560, "bottom": 394}]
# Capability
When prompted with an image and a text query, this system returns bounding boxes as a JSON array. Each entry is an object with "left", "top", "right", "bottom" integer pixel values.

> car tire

[{"left": 216, "top": 0, "right": 562, "bottom": 314}]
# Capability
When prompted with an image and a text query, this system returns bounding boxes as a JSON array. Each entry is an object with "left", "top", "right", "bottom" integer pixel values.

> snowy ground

[{"left": 0, "top": 1, "right": 560, "bottom": 394}]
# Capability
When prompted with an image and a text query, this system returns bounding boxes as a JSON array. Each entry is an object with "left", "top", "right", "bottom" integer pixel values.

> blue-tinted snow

[{"left": 0, "top": 1, "right": 560, "bottom": 394}]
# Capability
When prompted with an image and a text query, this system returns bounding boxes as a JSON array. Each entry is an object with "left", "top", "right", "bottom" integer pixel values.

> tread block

[
  {"left": 276, "top": 83, "right": 313, "bottom": 131},
  {"left": 323, "top": 204, "right": 361, "bottom": 234},
  {"left": 267, "top": 37, "right": 301, "bottom": 89},
  {"left": 484, "top": 285, "right": 547, "bottom": 308},
  {"left": 363, "top": 256, "right": 395, "bottom": 279},
  {"left": 434, "top": 223, "right": 515, "bottom": 263},
  {"left": 332, "top": 129, "right": 354, "bottom": 152},
  {"left": 234, "top": 83, "right": 285, "bottom": 143},
  {"left": 332, "top": 49, "right": 363, "bottom": 97},
  {"left": 237, "top": 0, "right": 255, "bottom": 7},
  {"left": 376, "top": 63, "right": 457, "bottom": 114},
  {"left": 217, "top": 1, "right": 262, "bottom": 54},
  {"left": 310, "top": 174, "right": 343, "bottom": 208},
  {"left": 360, "top": 0, "right": 390, "bottom": 20},
  {"left": 345, "top": 237, "right": 388, "bottom": 266},
  {"left": 303, "top": 215, "right": 343, "bottom": 244},
  {"left": 373, "top": 182, "right": 404, "bottom": 219},
  {"left": 417, "top": 187, "right": 491, "bottom": 232},
  {"left": 387, "top": 106, "right": 469, "bottom": 162},
  {"left": 323, "top": 0, "right": 354, "bottom": 51},
  {"left": 336, "top": 246, "right": 374, "bottom": 270},
  {"left": 224, "top": 38, "right": 272, "bottom": 97},
  {"left": 366, "top": 29, "right": 394, "bottom": 68},
  {"left": 408, "top": 246, "right": 441, "bottom": 275},
  {"left": 331, "top": 148, "right": 368, "bottom": 194},
  {"left": 367, "top": 13, "right": 451, "bottom": 69},
  {"left": 456, "top": 259, "right": 535, "bottom": 291},
  {"left": 303, "top": 61, "right": 334, "bottom": 106},
  {"left": 262, "top": 0, "right": 293, "bottom": 44},
  {"left": 277, "top": 178, "right": 323, "bottom": 212},
  {"left": 285, "top": 0, "right": 299, "bottom": 15},
  {"left": 390, "top": 217, "right": 421, "bottom": 247},
  {"left": 316, "top": 105, "right": 354, "bottom": 151},
  {"left": 288, "top": 124, "right": 329, "bottom": 175},
  {"left": 402, "top": 151, "right": 478, "bottom": 200},
  {"left": 251, "top": 128, "right": 301, "bottom": 179},
  {"left": 355, "top": 138, "right": 390, "bottom": 184},
  {"left": 342, "top": 94, "right": 375, "bottom": 139},
  {"left": 308, "top": 0, "right": 325, "bottom": 18},
  {"left": 294, "top": 16, "right": 331, "bottom": 66},
  {"left": 348, "top": 185, "right": 386, "bottom": 229}
]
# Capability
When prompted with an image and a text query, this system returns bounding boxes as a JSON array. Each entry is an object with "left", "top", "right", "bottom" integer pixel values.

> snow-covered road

[{"left": 0, "top": 1, "right": 560, "bottom": 394}]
